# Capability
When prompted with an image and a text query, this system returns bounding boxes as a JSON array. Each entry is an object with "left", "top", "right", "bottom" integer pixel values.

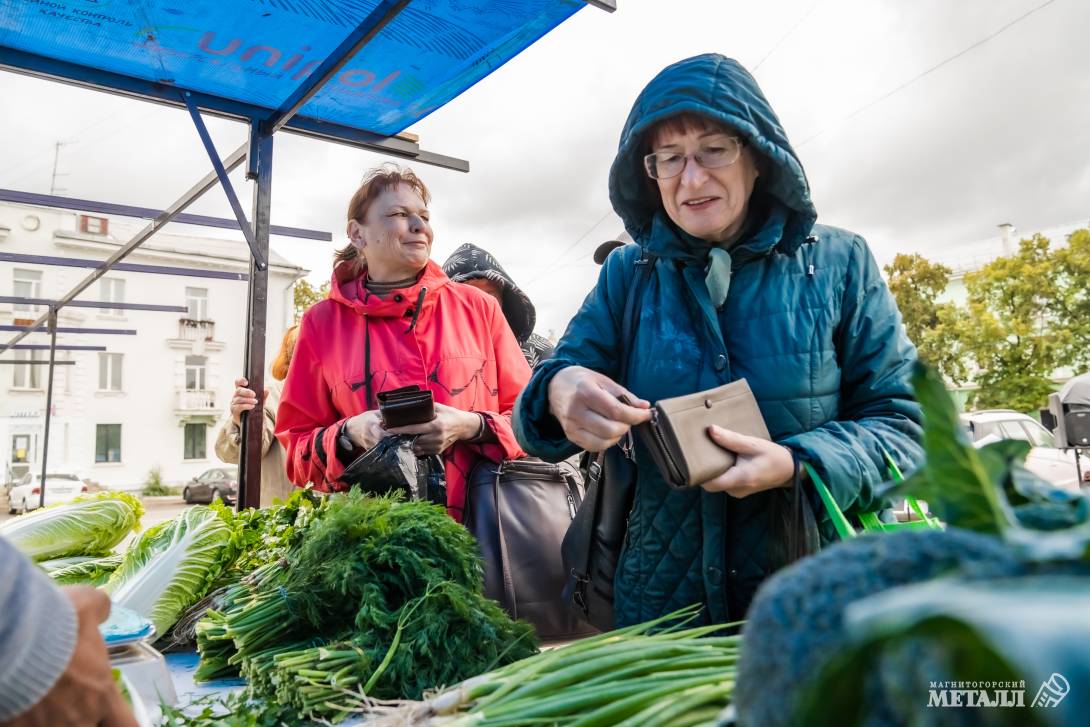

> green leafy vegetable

[
  {"left": 158, "top": 691, "right": 318, "bottom": 727},
  {"left": 269, "top": 580, "right": 537, "bottom": 714},
  {"left": 49, "top": 553, "right": 124, "bottom": 586},
  {"left": 106, "top": 506, "right": 233, "bottom": 637},
  {"left": 164, "top": 491, "right": 325, "bottom": 654},
  {"left": 799, "top": 577, "right": 1090, "bottom": 727},
  {"left": 893, "top": 363, "right": 1015, "bottom": 533},
  {"left": 892, "top": 362, "right": 1090, "bottom": 560},
  {"left": 195, "top": 492, "right": 538, "bottom": 721},
  {"left": 39, "top": 555, "right": 99, "bottom": 572},
  {"left": 0, "top": 491, "right": 143, "bottom": 561}
]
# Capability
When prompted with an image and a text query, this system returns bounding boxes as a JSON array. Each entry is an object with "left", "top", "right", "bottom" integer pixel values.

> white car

[
  {"left": 7, "top": 472, "right": 87, "bottom": 514},
  {"left": 960, "top": 410, "right": 1090, "bottom": 493}
]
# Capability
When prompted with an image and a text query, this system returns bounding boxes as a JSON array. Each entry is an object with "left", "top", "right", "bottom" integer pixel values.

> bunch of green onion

[
  {"left": 382, "top": 605, "right": 740, "bottom": 727},
  {"left": 194, "top": 561, "right": 288, "bottom": 682}
]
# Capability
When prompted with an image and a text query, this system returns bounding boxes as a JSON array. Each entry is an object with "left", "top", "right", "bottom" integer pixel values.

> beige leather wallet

[{"left": 633, "top": 379, "right": 771, "bottom": 489}]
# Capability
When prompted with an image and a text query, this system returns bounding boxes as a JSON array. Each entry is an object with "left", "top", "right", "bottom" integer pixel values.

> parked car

[
  {"left": 7, "top": 473, "right": 87, "bottom": 514},
  {"left": 182, "top": 467, "right": 238, "bottom": 505},
  {"left": 961, "top": 410, "right": 1090, "bottom": 492}
]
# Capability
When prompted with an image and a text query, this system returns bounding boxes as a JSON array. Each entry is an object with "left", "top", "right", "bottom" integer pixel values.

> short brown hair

[
  {"left": 644, "top": 112, "right": 730, "bottom": 154},
  {"left": 334, "top": 164, "right": 432, "bottom": 274},
  {"left": 271, "top": 324, "right": 299, "bottom": 381}
]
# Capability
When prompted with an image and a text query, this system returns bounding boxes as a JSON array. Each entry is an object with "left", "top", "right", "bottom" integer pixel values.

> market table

[
  {"left": 154, "top": 638, "right": 580, "bottom": 725},
  {"left": 156, "top": 652, "right": 366, "bottom": 726}
]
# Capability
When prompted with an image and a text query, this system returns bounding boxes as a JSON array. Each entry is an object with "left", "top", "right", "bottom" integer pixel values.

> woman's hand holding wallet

[
  {"left": 386, "top": 403, "right": 482, "bottom": 455},
  {"left": 701, "top": 426, "right": 795, "bottom": 497}
]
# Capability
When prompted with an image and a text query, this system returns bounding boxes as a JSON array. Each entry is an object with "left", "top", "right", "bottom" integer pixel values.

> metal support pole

[
  {"left": 182, "top": 92, "right": 265, "bottom": 269},
  {"left": 238, "top": 126, "right": 273, "bottom": 509},
  {"left": 38, "top": 307, "right": 58, "bottom": 510},
  {"left": 1076, "top": 449, "right": 1084, "bottom": 489}
]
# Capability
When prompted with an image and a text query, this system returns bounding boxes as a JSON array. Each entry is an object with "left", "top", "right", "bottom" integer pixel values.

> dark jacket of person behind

[{"left": 442, "top": 243, "right": 554, "bottom": 368}]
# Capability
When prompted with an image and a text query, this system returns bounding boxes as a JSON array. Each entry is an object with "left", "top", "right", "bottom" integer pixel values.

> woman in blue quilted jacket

[{"left": 513, "top": 54, "right": 925, "bottom": 626}]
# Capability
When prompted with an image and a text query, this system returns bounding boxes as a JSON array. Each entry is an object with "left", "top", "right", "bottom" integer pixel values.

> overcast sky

[{"left": 2, "top": 0, "right": 1088, "bottom": 336}]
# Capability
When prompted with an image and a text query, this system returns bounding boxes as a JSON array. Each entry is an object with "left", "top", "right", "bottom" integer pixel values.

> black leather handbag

[
  {"left": 464, "top": 457, "right": 597, "bottom": 640},
  {"left": 560, "top": 253, "right": 657, "bottom": 632}
]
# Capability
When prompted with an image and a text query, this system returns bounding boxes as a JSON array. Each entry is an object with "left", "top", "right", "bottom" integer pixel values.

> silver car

[{"left": 960, "top": 410, "right": 1089, "bottom": 492}]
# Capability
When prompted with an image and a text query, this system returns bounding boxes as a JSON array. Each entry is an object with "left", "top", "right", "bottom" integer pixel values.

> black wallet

[{"left": 377, "top": 385, "right": 436, "bottom": 428}]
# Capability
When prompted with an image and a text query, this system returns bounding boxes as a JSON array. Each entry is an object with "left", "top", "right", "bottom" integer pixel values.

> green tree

[
  {"left": 1053, "top": 225, "right": 1090, "bottom": 371},
  {"left": 293, "top": 279, "right": 330, "bottom": 322},
  {"left": 884, "top": 253, "right": 969, "bottom": 385},
  {"left": 962, "top": 235, "right": 1073, "bottom": 413}
]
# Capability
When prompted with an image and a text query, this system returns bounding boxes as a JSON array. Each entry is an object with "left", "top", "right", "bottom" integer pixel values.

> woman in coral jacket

[{"left": 275, "top": 165, "right": 531, "bottom": 522}]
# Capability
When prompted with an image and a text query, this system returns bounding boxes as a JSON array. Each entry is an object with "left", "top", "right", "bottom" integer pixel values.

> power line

[
  {"left": 524, "top": 208, "right": 616, "bottom": 285},
  {"left": 752, "top": 0, "right": 824, "bottom": 74},
  {"left": 797, "top": 0, "right": 1062, "bottom": 147}
]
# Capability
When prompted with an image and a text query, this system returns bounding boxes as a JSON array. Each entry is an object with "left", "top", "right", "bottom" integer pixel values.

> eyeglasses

[{"left": 643, "top": 136, "right": 745, "bottom": 180}]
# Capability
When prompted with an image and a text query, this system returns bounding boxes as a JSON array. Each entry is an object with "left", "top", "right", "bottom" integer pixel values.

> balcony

[
  {"left": 176, "top": 388, "right": 217, "bottom": 416},
  {"left": 167, "top": 319, "right": 224, "bottom": 353},
  {"left": 178, "top": 318, "right": 215, "bottom": 341}
]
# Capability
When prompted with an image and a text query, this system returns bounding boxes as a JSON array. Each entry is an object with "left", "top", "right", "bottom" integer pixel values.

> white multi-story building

[{"left": 0, "top": 201, "right": 308, "bottom": 489}]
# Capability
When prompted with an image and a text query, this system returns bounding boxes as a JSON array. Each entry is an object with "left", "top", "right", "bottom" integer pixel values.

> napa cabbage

[
  {"left": 106, "top": 506, "right": 235, "bottom": 637},
  {"left": 49, "top": 553, "right": 125, "bottom": 587},
  {"left": 0, "top": 492, "right": 143, "bottom": 561}
]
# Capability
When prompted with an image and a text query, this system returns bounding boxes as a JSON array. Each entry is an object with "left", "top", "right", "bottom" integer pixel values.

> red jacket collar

[{"left": 329, "top": 259, "right": 451, "bottom": 318}]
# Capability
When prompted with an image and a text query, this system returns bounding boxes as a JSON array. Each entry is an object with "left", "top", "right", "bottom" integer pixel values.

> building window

[
  {"left": 183, "top": 423, "right": 207, "bottom": 460},
  {"left": 80, "top": 215, "right": 109, "bottom": 235},
  {"left": 98, "top": 352, "right": 123, "bottom": 391},
  {"left": 11, "top": 434, "right": 32, "bottom": 464},
  {"left": 185, "top": 355, "right": 207, "bottom": 390},
  {"left": 95, "top": 424, "right": 121, "bottom": 463},
  {"left": 12, "top": 349, "right": 43, "bottom": 389},
  {"left": 100, "top": 277, "right": 125, "bottom": 316},
  {"left": 185, "top": 287, "right": 209, "bottom": 321},
  {"left": 13, "top": 269, "right": 42, "bottom": 312}
]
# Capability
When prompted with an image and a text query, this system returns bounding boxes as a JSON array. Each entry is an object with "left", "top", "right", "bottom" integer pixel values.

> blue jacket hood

[{"left": 608, "top": 53, "right": 817, "bottom": 260}]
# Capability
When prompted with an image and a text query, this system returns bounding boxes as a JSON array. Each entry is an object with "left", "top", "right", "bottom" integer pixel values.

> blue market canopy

[
  {"left": 0, "top": 0, "right": 614, "bottom": 509},
  {"left": 0, "top": 0, "right": 603, "bottom": 162}
]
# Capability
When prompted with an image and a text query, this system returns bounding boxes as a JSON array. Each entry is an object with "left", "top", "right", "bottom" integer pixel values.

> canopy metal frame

[
  {"left": 2, "top": 296, "right": 187, "bottom": 507},
  {"left": 1, "top": 0, "right": 616, "bottom": 508},
  {"left": 0, "top": 189, "right": 331, "bottom": 241}
]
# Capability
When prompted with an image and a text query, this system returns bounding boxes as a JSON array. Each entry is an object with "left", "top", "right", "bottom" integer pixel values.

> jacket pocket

[{"left": 428, "top": 356, "right": 493, "bottom": 409}]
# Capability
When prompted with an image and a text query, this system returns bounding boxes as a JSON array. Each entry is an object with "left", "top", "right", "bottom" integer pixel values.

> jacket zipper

[{"left": 649, "top": 409, "right": 687, "bottom": 486}]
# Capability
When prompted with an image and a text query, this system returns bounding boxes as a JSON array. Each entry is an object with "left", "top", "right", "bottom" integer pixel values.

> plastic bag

[{"left": 341, "top": 435, "right": 447, "bottom": 507}]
